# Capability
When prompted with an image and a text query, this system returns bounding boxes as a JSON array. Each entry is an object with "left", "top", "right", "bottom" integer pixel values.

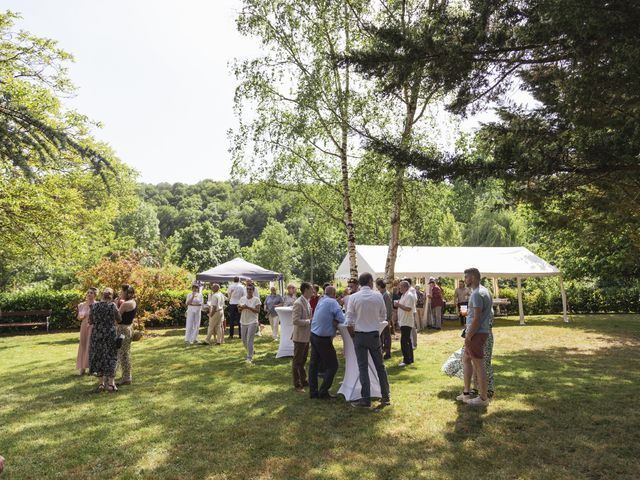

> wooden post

[
  {"left": 559, "top": 274, "right": 569, "bottom": 323},
  {"left": 517, "top": 277, "right": 525, "bottom": 325}
]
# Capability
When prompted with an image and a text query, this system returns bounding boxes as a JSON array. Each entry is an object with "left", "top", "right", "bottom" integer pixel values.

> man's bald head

[{"left": 324, "top": 285, "right": 337, "bottom": 298}]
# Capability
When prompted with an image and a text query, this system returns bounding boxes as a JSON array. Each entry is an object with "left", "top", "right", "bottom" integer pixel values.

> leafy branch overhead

[{"left": 0, "top": 11, "right": 112, "bottom": 180}]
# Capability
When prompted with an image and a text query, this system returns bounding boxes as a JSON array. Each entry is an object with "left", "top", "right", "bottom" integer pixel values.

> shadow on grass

[{"left": 1, "top": 321, "right": 640, "bottom": 479}]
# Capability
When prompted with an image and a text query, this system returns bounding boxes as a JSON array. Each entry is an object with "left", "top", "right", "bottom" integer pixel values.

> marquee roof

[{"left": 334, "top": 245, "right": 560, "bottom": 279}]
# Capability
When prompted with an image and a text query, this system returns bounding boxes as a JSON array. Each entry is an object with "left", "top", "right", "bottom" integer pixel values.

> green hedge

[
  {"left": 0, "top": 290, "right": 83, "bottom": 330},
  {"left": 496, "top": 283, "right": 640, "bottom": 315},
  {"left": 2, "top": 282, "right": 637, "bottom": 332},
  {"left": 143, "top": 290, "right": 271, "bottom": 328}
]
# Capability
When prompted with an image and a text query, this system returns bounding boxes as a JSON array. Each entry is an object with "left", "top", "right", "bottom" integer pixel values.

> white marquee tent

[{"left": 334, "top": 245, "right": 568, "bottom": 324}]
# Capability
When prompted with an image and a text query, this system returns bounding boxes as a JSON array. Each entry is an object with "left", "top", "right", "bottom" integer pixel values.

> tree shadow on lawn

[
  {"left": 431, "top": 343, "right": 640, "bottom": 480},
  {"left": 127, "top": 336, "right": 640, "bottom": 479},
  {"left": 489, "top": 314, "right": 640, "bottom": 337},
  {"left": 32, "top": 337, "right": 79, "bottom": 346},
  {"left": 2, "top": 328, "right": 640, "bottom": 479}
]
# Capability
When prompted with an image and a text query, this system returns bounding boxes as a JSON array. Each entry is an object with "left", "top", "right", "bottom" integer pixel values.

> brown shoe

[{"left": 294, "top": 387, "right": 305, "bottom": 393}]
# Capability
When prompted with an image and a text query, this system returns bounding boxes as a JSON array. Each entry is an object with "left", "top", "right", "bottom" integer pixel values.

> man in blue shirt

[
  {"left": 457, "top": 267, "right": 494, "bottom": 407},
  {"left": 308, "top": 285, "right": 345, "bottom": 399}
]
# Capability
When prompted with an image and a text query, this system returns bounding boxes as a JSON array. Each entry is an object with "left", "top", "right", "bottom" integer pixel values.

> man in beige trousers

[
  {"left": 203, "top": 283, "right": 225, "bottom": 345},
  {"left": 291, "top": 282, "right": 313, "bottom": 392}
]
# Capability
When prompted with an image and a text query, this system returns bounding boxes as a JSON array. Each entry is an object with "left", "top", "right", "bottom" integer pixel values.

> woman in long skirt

[
  {"left": 116, "top": 286, "right": 137, "bottom": 386},
  {"left": 76, "top": 288, "right": 97, "bottom": 375},
  {"left": 89, "top": 288, "right": 121, "bottom": 392}
]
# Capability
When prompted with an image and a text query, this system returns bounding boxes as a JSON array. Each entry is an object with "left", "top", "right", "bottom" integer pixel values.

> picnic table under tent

[
  {"left": 334, "top": 245, "right": 568, "bottom": 325},
  {"left": 196, "top": 258, "right": 284, "bottom": 293}
]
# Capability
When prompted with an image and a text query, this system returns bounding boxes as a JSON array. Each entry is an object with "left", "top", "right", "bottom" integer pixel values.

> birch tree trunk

[
  {"left": 340, "top": 5, "right": 358, "bottom": 279},
  {"left": 384, "top": 79, "right": 420, "bottom": 282}
]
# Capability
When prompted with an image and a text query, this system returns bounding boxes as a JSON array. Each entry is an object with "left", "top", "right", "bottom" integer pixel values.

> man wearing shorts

[{"left": 456, "top": 267, "right": 493, "bottom": 407}]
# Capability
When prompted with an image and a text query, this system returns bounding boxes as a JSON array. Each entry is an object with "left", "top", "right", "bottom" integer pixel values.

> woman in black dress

[
  {"left": 89, "top": 288, "right": 121, "bottom": 392},
  {"left": 116, "top": 286, "right": 137, "bottom": 386}
]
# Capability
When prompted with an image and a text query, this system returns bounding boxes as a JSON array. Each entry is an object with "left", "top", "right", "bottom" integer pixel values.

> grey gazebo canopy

[{"left": 196, "top": 258, "right": 283, "bottom": 283}]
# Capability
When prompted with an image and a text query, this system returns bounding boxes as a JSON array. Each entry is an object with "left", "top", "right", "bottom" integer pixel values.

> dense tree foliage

[
  {"left": 3, "top": 2, "right": 637, "bottom": 295},
  {"left": 0, "top": 11, "right": 137, "bottom": 290},
  {"left": 345, "top": 0, "right": 640, "bottom": 282},
  {"left": 0, "top": 11, "right": 111, "bottom": 179}
]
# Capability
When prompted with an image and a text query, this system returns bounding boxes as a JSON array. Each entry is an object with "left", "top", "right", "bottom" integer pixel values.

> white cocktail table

[
  {"left": 275, "top": 306, "right": 294, "bottom": 358},
  {"left": 337, "top": 321, "right": 388, "bottom": 401}
]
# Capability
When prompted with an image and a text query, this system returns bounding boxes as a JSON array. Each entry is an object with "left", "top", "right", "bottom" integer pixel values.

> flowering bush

[{"left": 77, "top": 251, "right": 193, "bottom": 330}]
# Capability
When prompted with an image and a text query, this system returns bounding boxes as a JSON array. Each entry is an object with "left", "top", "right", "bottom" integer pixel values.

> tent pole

[
  {"left": 559, "top": 274, "right": 568, "bottom": 323},
  {"left": 517, "top": 277, "right": 525, "bottom": 325}
]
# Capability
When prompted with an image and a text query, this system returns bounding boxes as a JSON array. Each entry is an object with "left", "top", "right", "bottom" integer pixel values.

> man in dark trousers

[
  {"left": 291, "top": 282, "right": 313, "bottom": 392},
  {"left": 308, "top": 285, "right": 345, "bottom": 399},
  {"left": 376, "top": 278, "right": 393, "bottom": 359},
  {"left": 346, "top": 273, "right": 391, "bottom": 408}
]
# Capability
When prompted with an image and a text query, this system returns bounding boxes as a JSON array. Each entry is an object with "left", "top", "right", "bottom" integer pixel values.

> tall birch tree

[{"left": 233, "top": 0, "right": 374, "bottom": 278}]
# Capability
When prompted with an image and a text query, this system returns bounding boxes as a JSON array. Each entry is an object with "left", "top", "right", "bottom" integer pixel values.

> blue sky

[
  {"left": 4, "top": 0, "right": 261, "bottom": 183},
  {"left": 5, "top": 1, "right": 519, "bottom": 185}
]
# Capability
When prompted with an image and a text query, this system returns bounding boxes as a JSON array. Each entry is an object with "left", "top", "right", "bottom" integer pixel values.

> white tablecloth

[
  {"left": 275, "top": 307, "right": 294, "bottom": 358},
  {"left": 337, "top": 321, "right": 388, "bottom": 401}
]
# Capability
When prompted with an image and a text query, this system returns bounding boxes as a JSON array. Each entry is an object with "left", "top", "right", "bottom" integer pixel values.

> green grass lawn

[{"left": 1, "top": 314, "right": 639, "bottom": 480}]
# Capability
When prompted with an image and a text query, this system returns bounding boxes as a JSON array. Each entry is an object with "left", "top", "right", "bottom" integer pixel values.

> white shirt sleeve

[
  {"left": 346, "top": 295, "right": 356, "bottom": 326},
  {"left": 379, "top": 295, "right": 386, "bottom": 323}
]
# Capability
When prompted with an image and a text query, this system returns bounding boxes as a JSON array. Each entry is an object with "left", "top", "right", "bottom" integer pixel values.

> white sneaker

[
  {"left": 273, "top": 338, "right": 278, "bottom": 342},
  {"left": 398, "top": 362, "right": 407, "bottom": 367},
  {"left": 456, "top": 392, "right": 473, "bottom": 402},
  {"left": 466, "top": 396, "right": 490, "bottom": 407},
  {"left": 246, "top": 359, "right": 253, "bottom": 364}
]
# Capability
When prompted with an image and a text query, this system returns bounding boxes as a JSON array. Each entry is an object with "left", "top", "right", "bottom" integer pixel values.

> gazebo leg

[
  {"left": 559, "top": 275, "right": 569, "bottom": 323},
  {"left": 517, "top": 277, "right": 525, "bottom": 325}
]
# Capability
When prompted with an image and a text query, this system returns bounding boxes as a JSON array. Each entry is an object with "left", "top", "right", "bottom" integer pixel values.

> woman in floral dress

[
  {"left": 89, "top": 288, "right": 121, "bottom": 392},
  {"left": 76, "top": 287, "right": 97, "bottom": 375}
]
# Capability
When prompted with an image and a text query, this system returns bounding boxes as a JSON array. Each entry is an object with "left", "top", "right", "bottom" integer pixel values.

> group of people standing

[
  {"left": 76, "top": 284, "right": 137, "bottom": 392},
  {"left": 183, "top": 277, "right": 298, "bottom": 364},
  {"left": 78, "top": 270, "right": 492, "bottom": 407},
  {"left": 288, "top": 275, "right": 390, "bottom": 407}
]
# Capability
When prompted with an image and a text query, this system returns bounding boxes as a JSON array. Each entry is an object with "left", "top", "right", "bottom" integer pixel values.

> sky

[
  {"left": 4, "top": 0, "right": 262, "bottom": 184},
  {"left": 5, "top": 1, "right": 520, "bottom": 185}
]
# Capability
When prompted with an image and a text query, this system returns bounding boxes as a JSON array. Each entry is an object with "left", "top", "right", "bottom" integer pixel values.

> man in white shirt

[
  {"left": 402, "top": 278, "right": 419, "bottom": 350},
  {"left": 345, "top": 272, "right": 390, "bottom": 408},
  {"left": 227, "top": 277, "right": 246, "bottom": 339},
  {"left": 396, "top": 280, "right": 416, "bottom": 366},
  {"left": 238, "top": 284, "right": 261, "bottom": 363},
  {"left": 185, "top": 284, "right": 203, "bottom": 344},
  {"left": 203, "top": 283, "right": 225, "bottom": 345}
]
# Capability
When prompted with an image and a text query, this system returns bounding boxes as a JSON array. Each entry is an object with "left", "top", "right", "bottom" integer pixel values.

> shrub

[
  {"left": 143, "top": 290, "right": 270, "bottom": 328},
  {"left": 2, "top": 281, "right": 635, "bottom": 333},
  {"left": 77, "top": 251, "right": 193, "bottom": 331},
  {"left": 0, "top": 289, "right": 83, "bottom": 330}
]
